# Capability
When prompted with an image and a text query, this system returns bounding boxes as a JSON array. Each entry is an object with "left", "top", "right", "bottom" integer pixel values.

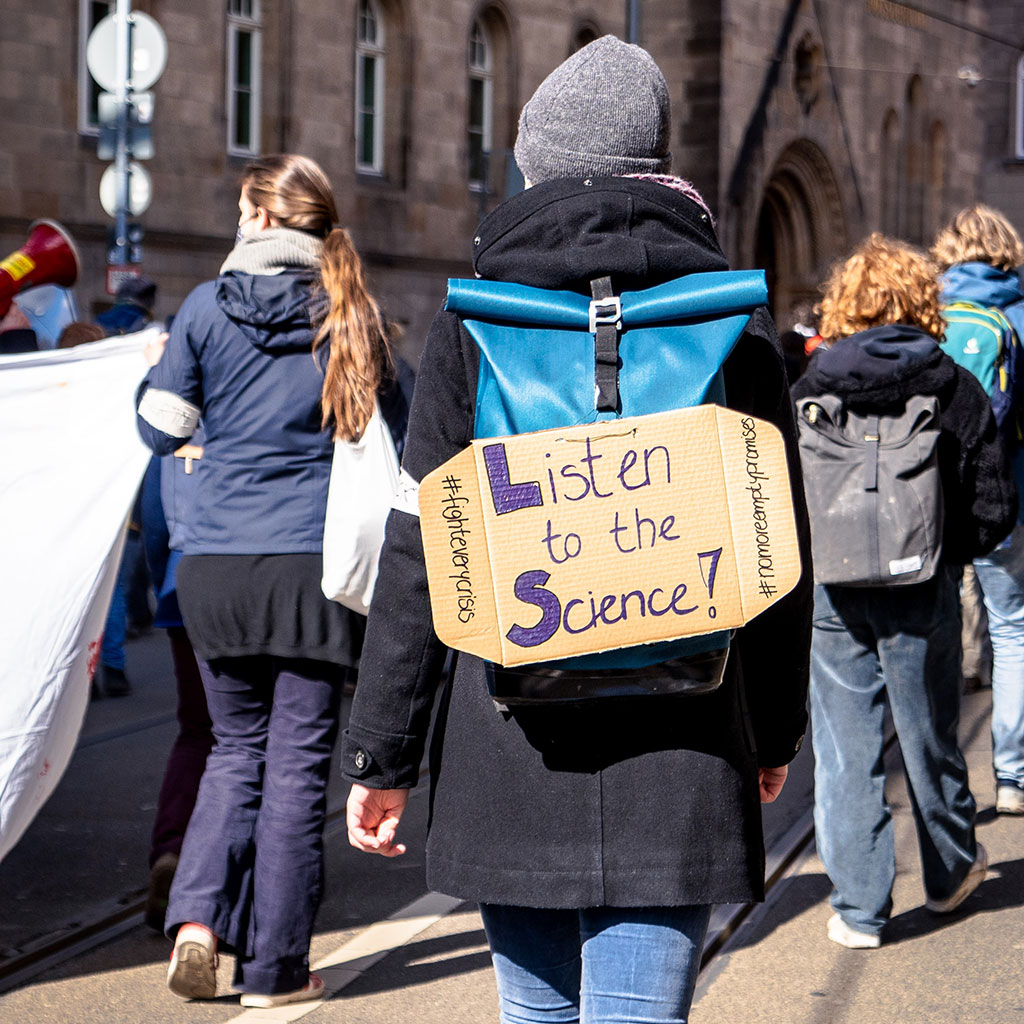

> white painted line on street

[{"left": 222, "top": 891, "right": 465, "bottom": 1023}]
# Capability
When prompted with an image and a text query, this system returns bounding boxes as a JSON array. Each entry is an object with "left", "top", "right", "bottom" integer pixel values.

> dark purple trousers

[{"left": 164, "top": 654, "right": 344, "bottom": 994}]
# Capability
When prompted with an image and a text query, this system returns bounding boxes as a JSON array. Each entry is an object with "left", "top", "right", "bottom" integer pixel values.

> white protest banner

[{"left": 0, "top": 333, "right": 153, "bottom": 863}]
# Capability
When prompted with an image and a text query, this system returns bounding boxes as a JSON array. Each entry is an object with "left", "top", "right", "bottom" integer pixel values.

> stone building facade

[
  {"left": 0, "top": 0, "right": 1021, "bottom": 358},
  {"left": 979, "top": 1, "right": 1024, "bottom": 218}
]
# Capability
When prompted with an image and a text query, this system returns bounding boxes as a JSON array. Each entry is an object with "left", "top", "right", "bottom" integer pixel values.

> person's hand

[
  {"left": 144, "top": 331, "right": 168, "bottom": 367},
  {"left": 347, "top": 784, "right": 409, "bottom": 857},
  {"left": 758, "top": 765, "right": 788, "bottom": 803}
]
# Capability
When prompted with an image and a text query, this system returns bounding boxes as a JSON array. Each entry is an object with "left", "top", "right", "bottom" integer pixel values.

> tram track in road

[
  {"left": 5, "top": 669, "right": 928, "bottom": 1000},
  {"left": 700, "top": 806, "right": 816, "bottom": 970},
  {"left": 0, "top": 671, "right": 823, "bottom": 1003},
  {"left": 0, "top": 800, "right": 349, "bottom": 996},
  {"left": 0, "top": 795, "right": 818, "bottom": 996},
  {"left": 1, "top": 666, "right": 993, "bottom": 1004}
]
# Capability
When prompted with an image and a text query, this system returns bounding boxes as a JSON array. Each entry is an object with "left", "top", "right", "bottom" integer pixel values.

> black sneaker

[{"left": 98, "top": 665, "right": 133, "bottom": 697}]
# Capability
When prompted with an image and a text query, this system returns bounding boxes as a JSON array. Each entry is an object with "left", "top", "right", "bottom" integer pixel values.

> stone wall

[{"left": 979, "top": 1, "right": 1024, "bottom": 224}]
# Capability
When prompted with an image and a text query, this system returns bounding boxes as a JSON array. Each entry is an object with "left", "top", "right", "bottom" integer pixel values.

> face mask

[{"left": 235, "top": 211, "right": 258, "bottom": 244}]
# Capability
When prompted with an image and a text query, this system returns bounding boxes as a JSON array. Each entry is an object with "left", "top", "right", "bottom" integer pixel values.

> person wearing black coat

[
  {"left": 792, "top": 234, "right": 1017, "bottom": 951},
  {"left": 343, "top": 37, "right": 811, "bottom": 1024}
]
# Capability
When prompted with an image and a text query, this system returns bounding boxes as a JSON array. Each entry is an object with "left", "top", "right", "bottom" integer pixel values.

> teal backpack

[
  {"left": 443, "top": 269, "right": 769, "bottom": 704},
  {"left": 941, "top": 300, "right": 1021, "bottom": 444}
]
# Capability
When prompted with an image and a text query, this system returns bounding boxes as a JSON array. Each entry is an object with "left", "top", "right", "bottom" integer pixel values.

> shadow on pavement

[
  {"left": 885, "top": 853, "right": 1024, "bottom": 945},
  {"left": 327, "top": 923, "right": 493, "bottom": 999}
]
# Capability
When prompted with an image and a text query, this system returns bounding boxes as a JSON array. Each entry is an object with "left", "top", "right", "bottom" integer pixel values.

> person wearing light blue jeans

[
  {"left": 933, "top": 203, "right": 1024, "bottom": 814},
  {"left": 479, "top": 905, "right": 711, "bottom": 1024},
  {"left": 974, "top": 524, "right": 1024, "bottom": 808},
  {"left": 793, "top": 235, "right": 1016, "bottom": 948},
  {"left": 344, "top": 37, "right": 811, "bottom": 1024}
]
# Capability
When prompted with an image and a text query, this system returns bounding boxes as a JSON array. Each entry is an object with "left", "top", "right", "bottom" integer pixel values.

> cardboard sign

[{"left": 419, "top": 405, "right": 801, "bottom": 667}]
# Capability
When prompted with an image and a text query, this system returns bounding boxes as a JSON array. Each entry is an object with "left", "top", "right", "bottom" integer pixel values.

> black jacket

[
  {"left": 792, "top": 324, "right": 1017, "bottom": 564},
  {"left": 341, "top": 177, "right": 812, "bottom": 908}
]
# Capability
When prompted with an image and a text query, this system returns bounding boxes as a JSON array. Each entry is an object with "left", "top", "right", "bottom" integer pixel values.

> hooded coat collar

[
  {"left": 941, "top": 262, "right": 1024, "bottom": 310},
  {"left": 800, "top": 324, "right": 955, "bottom": 406},
  {"left": 472, "top": 176, "right": 729, "bottom": 292},
  {"left": 215, "top": 269, "right": 320, "bottom": 353},
  {"left": 213, "top": 227, "right": 323, "bottom": 353}
]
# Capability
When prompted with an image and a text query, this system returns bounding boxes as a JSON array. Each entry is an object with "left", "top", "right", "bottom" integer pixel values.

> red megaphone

[{"left": 0, "top": 220, "right": 81, "bottom": 318}]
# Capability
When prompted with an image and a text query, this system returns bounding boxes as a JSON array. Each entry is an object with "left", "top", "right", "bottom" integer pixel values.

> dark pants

[
  {"left": 165, "top": 654, "right": 343, "bottom": 994},
  {"left": 150, "top": 627, "right": 214, "bottom": 867}
]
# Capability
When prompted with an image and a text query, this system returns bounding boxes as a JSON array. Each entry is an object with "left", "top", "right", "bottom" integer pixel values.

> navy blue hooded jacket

[{"left": 135, "top": 269, "right": 333, "bottom": 555}]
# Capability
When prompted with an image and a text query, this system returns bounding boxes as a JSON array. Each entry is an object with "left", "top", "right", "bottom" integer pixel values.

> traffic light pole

[{"left": 113, "top": 0, "right": 132, "bottom": 266}]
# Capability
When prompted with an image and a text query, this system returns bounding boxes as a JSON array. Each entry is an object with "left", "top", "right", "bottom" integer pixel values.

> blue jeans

[
  {"left": 479, "top": 903, "right": 711, "bottom": 1024},
  {"left": 810, "top": 570, "right": 978, "bottom": 936},
  {"left": 166, "top": 656, "right": 343, "bottom": 994},
  {"left": 100, "top": 576, "right": 127, "bottom": 670},
  {"left": 974, "top": 525, "right": 1024, "bottom": 788},
  {"left": 101, "top": 528, "right": 146, "bottom": 669}
]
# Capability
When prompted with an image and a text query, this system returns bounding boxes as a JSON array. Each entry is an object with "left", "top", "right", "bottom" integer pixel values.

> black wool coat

[{"left": 341, "top": 177, "right": 813, "bottom": 909}]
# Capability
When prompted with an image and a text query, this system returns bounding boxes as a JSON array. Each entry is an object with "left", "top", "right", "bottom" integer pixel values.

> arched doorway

[{"left": 754, "top": 140, "right": 847, "bottom": 329}]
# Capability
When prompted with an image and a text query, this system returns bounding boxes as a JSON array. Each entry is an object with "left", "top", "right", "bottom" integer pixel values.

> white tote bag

[{"left": 321, "top": 400, "right": 400, "bottom": 615}]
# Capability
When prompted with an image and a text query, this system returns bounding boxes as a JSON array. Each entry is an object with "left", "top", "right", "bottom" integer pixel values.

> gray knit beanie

[{"left": 514, "top": 35, "right": 671, "bottom": 184}]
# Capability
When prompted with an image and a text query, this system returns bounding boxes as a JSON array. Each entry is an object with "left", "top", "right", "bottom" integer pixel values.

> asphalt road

[{"left": 0, "top": 627, "right": 842, "bottom": 1024}]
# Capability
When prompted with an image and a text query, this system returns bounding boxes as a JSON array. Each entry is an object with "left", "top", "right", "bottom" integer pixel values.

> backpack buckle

[{"left": 589, "top": 295, "right": 622, "bottom": 334}]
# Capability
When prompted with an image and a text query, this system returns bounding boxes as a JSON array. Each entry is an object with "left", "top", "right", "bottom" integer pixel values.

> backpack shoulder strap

[{"left": 590, "top": 276, "right": 621, "bottom": 413}]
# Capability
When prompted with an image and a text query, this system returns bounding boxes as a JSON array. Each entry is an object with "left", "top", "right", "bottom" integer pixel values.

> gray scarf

[{"left": 219, "top": 227, "right": 324, "bottom": 276}]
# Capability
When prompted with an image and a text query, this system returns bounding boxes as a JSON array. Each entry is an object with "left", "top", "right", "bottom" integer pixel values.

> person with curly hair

[
  {"left": 792, "top": 234, "right": 1016, "bottom": 948},
  {"left": 933, "top": 205, "right": 1024, "bottom": 815}
]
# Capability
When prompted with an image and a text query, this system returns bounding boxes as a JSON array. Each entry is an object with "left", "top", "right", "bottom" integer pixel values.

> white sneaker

[
  {"left": 996, "top": 784, "right": 1024, "bottom": 815},
  {"left": 167, "top": 924, "right": 218, "bottom": 1000},
  {"left": 925, "top": 843, "right": 988, "bottom": 914},
  {"left": 827, "top": 913, "right": 881, "bottom": 949},
  {"left": 239, "top": 972, "right": 325, "bottom": 1008}
]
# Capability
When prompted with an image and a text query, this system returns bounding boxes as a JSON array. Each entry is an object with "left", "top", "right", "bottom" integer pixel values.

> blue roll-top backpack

[{"left": 443, "top": 269, "right": 770, "bottom": 705}]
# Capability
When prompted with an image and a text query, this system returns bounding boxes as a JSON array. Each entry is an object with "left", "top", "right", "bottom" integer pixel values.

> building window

[
  {"left": 78, "top": 0, "right": 114, "bottom": 134},
  {"left": 356, "top": 0, "right": 386, "bottom": 172},
  {"left": 1016, "top": 54, "right": 1024, "bottom": 159},
  {"left": 467, "top": 20, "right": 493, "bottom": 189},
  {"left": 227, "top": 0, "right": 261, "bottom": 156}
]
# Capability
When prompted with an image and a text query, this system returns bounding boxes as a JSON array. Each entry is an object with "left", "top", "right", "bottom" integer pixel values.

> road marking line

[{"left": 222, "top": 891, "right": 465, "bottom": 1023}]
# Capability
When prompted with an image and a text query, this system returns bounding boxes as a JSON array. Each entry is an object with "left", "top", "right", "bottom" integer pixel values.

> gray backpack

[{"left": 795, "top": 393, "right": 943, "bottom": 586}]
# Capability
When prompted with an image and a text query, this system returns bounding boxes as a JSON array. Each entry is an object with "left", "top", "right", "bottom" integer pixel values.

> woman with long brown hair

[{"left": 136, "top": 154, "right": 400, "bottom": 1007}]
